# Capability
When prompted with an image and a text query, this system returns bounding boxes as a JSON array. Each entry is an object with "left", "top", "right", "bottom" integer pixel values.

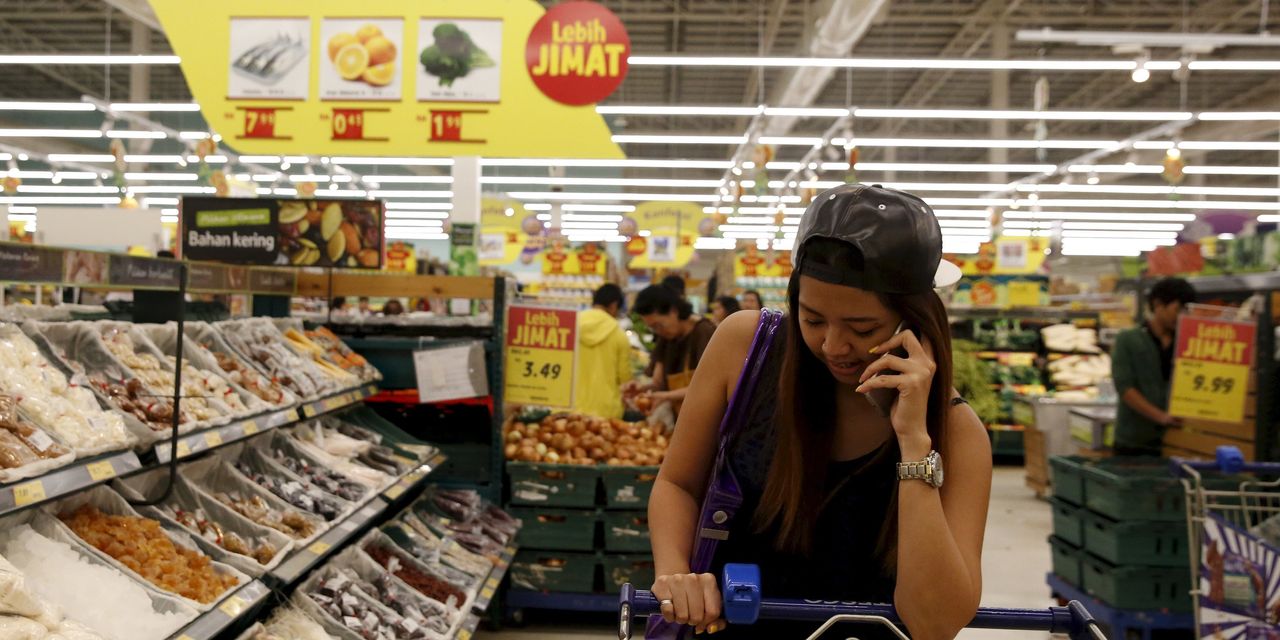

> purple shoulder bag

[{"left": 645, "top": 308, "right": 785, "bottom": 640}]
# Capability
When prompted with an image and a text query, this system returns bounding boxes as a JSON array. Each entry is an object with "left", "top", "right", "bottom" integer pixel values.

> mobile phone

[{"left": 865, "top": 322, "right": 910, "bottom": 418}]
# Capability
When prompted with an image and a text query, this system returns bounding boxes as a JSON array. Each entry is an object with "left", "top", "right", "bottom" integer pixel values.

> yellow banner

[
  {"left": 505, "top": 306, "right": 577, "bottom": 408},
  {"left": 624, "top": 202, "right": 702, "bottom": 269},
  {"left": 949, "top": 237, "right": 1048, "bottom": 276},
  {"left": 479, "top": 198, "right": 533, "bottom": 265},
  {"left": 149, "top": 0, "right": 622, "bottom": 158},
  {"left": 540, "top": 239, "right": 607, "bottom": 275}
]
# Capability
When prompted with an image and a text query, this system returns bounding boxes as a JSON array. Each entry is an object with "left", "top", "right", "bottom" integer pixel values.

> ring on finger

[{"left": 660, "top": 599, "right": 674, "bottom": 608}]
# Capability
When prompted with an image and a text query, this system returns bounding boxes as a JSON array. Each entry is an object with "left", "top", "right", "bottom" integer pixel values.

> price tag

[
  {"left": 308, "top": 541, "right": 332, "bottom": 555},
  {"left": 218, "top": 594, "right": 247, "bottom": 617},
  {"left": 242, "top": 420, "right": 259, "bottom": 436},
  {"left": 13, "top": 481, "right": 45, "bottom": 507},
  {"left": 385, "top": 484, "right": 405, "bottom": 500},
  {"left": 204, "top": 431, "right": 224, "bottom": 448},
  {"left": 457, "top": 629, "right": 472, "bottom": 640},
  {"left": 85, "top": 460, "right": 116, "bottom": 482},
  {"left": 480, "top": 586, "right": 495, "bottom": 599},
  {"left": 430, "top": 110, "right": 465, "bottom": 142},
  {"left": 241, "top": 107, "right": 280, "bottom": 139},
  {"left": 505, "top": 306, "right": 576, "bottom": 408},
  {"left": 486, "top": 577, "right": 500, "bottom": 589},
  {"left": 175, "top": 635, "right": 196, "bottom": 640},
  {"left": 331, "top": 108, "right": 366, "bottom": 140},
  {"left": 1169, "top": 314, "right": 1256, "bottom": 424},
  {"left": 177, "top": 440, "right": 192, "bottom": 458},
  {"left": 303, "top": 404, "right": 317, "bottom": 418}
]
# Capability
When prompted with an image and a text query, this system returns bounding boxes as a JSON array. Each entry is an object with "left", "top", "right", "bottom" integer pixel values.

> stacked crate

[
  {"left": 506, "top": 462, "right": 657, "bottom": 596},
  {"left": 1048, "top": 456, "right": 1193, "bottom": 613}
]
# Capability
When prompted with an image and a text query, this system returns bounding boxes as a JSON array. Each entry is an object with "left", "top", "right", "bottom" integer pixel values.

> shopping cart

[
  {"left": 618, "top": 563, "right": 1108, "bottom": 640},
  {"left": 1172, "top": 446, "right": 1280, "bottom": 639}
]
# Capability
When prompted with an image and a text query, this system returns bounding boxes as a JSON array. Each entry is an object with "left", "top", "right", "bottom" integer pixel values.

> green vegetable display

[
  {"left": 420, "top": 23, "right": 495, "bottom": 87},
  {"left": 951, "top": 340, "right": 1002, "bottom": 426}
]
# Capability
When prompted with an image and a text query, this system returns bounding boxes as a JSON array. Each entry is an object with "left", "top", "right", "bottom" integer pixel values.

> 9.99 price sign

[
  {"left": 504, "top": 305, "right": 577, "bottom": 408},
  {"left": 1169, "top": 315, "right": 1256, "bottom": 424}
]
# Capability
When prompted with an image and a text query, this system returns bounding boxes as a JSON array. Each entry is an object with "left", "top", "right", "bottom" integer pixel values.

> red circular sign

[{"left": 526, "top": 1, "right": 630, "bottom": 106}]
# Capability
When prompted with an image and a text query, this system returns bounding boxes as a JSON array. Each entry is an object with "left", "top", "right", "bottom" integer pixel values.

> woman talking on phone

[{"left": 647, "top": 184, "right": 992, "bottom": 640}]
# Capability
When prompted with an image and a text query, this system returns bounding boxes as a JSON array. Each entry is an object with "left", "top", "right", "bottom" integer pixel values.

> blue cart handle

[
  {"left": 1171, "top": 445, "right": 1280, "bottom": 477},
  {"left": 618, "top": 564, "right": 1106, "bottom": 640}
]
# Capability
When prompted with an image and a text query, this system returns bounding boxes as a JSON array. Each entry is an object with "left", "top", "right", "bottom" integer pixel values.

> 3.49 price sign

[
  {"left": 1169, "top": 315, "right": 1256, "bottom": 424},
  {"left": 504, "top": 305, "right": 577, "bottom": 408}
]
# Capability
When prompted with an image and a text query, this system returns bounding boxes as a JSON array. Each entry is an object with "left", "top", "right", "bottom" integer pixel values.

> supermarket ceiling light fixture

[
  {"left": 0, "top": 54, "right": 180, "bottom": 64},
  {"left": 1002, "top": 211, "right": 1197, "bottom": 222},
  {"left": 625, "top": 55, "right": 1183, "bottom": 71},
  {"left": 107, "top": 102, "right": 200, "bottom": 112},
  {"left": 0, "top": 101, "right": 96, "bottom": 111},
  {"left": 507, "top": 191, "right": 718, "bottom": 203}
]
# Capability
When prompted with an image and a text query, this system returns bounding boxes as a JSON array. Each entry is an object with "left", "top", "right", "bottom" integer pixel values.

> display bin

[
  {"left": 601, "top": 466, "right": 660, "bottom": 509},
  {"left": 1049, "top": 455, "right": 1091, "bottom": 506},
  {"left": 508, "top": 462, "right": 600, "bottom": 508},
  {"left": 603, "top": 510, "right": 651, "bottom": 553},
  {"left": 510, "top": 550, "right": 598, "bottom": 594},
  {"left": 1083, "top": 460, "right": 1185, "bottom": 522},
  {"left": 1049, "top": 497, "right": 1086, "bottom": 547},
  {"left": 1049, "top": 536, "right": 1083, "bottom": 588},
  {"left": 1081, "top": 555, "right": 1192, "bottom": 612},
  {"left": 1082, "top": 511, "right": 1188, "bottom": 567},
  {"left": 509, "top": 507, "right": 599, "bottom": 551},
  {"left": 602, "top": 553, "right": 656, "bottom": 592}
]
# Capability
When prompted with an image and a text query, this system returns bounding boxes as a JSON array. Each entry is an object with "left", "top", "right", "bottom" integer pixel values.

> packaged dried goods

[
  {"left": 98, "top": 326, "right": 229, "bottom": 424},
  {"left": 0, "top": 521, "right": 197, "bottom": 640},
  {"left": 213, "top": 491, "right": 318, "bottom": 540},
  {"left": 364, "top": 541, "right": 467, "bottom": 609},
  {"left": 87, "top": 372, "right": 189, "bottom": 432},
  {"left": 281, "top": 426, "right": 395, "bottom": 490},
  {"left": 182, "top": 456, "right": 325, "bottom": 542},
  {"left": 61, "top": 504, "right": 241, "bottom": 604},
  {"left": 0, "top": 325, "right": 134, "bottom": 455},
  {"left": 299, "top": 551, "right": 455, "bottom": 640},
  {"left": 254, "top": 606, "right": 334, "bottom": 640},
  {"left": 233, "top": 455, "right": 347, "bottom": 522},
  {"left": 181, "top": 323, "right": 297, "bottom": 408},
  {"left": 216, "top": 319, "right": 346, "bottom": 399},
  {"left": 265, "top": 438, "right": 370, "bottom": 502},
  {"left": 162, "top": 505, "right": 279, "bottom": 565},
  {"left": 274, "top": 320, "right": 381, "bottom": 383}
]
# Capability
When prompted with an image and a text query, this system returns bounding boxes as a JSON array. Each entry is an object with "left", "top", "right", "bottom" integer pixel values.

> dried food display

[
  {"left": 216, "top": 319, "right": 335, "bottom": 399},
  {"left": 212, "top": 491, "right": 318, "bottom": 540},
  {"left": 60, "top": 504, "right": 240, "bottom": 604},
  {"left": 364, "top": 542, "right": 467, "bottom": 609},
  {"left": 304, "top": 325, "right": 381, "bottom": 381},
  {"left": 233, "top": 458, "right": 347, "bottom": 522},
  {"left": 160, "top": 504, "right": 279, "bottom": 565},
  {"left": 0, "top": 395, "right": 74, "bottom": 482},
  {"left": 303, "top": 566, "right": 451, "bottom": 639},
  {"left": 503, "top": 413, "right": 669, "bottom": 466},
  {"left": 0, "top": 326, "right": 134, "bottom": 454},
  {"left": 88, "top": 373, "right": 189, "bottom": 432},
  {"left": 99, "top": 327, "right": 226, "bottom": 423},
  {"left": 267, "top": 441, "right": 369, "bottom": 502}
]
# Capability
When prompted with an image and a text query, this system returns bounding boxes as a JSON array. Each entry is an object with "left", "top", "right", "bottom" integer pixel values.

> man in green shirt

[{"left": 1111, "top": 277, "right": 1197, "bottom": 455}]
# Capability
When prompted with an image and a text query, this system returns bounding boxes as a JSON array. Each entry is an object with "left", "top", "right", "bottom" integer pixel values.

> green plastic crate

[
  {"left": 1082, "top": 555, "right": 1192, "bottom": 612},
  {"left": 508, "top": 462, "right": 600, "bottom": 508},
  {"left": 602, "top": 554, "right": 656, "bottom": 591},
  {"left": 601, "top": 466, "right": 660, "bottom": 508},
  {"left": 1049, "top": 455, "right": 1091, "bottom": 506},
  {"left": 510, "top": 507, "right": 599, "bottom": 551},
  {"left": 1082, "top": 511, "right": 1189, "bottom": 567},
  {"left": 1083, "top": 460, "right": 1184, "bottom": 522},
  {"left": 1050, "top": 497, "right": 1086, "bottom": 547},
  {"left": 510, "top": 550, "right": 598, "bottom": 593},
  {"left": 1049, "top": 536, "right": 1083, "bottom": 588},
  {"left": 603, "top": 511, "right": 651, "bottom": 552}
]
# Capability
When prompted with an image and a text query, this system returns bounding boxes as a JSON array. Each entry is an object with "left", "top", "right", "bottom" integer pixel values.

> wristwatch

[{"left": 897, "top": 450, "right": 944, "bottom": 488}]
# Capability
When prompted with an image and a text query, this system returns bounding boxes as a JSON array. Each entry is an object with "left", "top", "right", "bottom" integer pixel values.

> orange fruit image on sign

[
  {"left": 356, "top": 24, "right": 383, "bottom": 43},
  {"left": 335, "top": 44, "right": 370, "bottom": 80},
  {"left": 328, "top": 33, "right": 358, "bottom": 61},
  {"left": 362, "top": 62, "right": 396, "bottom": 86},
  {"left": 364, "top": 36, "right": 397, "bottom": 65}
]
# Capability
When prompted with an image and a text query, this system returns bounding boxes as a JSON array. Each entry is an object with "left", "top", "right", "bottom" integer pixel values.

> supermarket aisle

[{"left": 478, "top": 466, "right": 1053, "bottom": 639}]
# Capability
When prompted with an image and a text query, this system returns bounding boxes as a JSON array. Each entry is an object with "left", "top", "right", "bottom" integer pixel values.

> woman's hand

[
  {"left": 855, "top": 330, "right": 937, "bottom": 454},
  {"left": 652, "top": 573, "right": 726, "bottom": 634}
]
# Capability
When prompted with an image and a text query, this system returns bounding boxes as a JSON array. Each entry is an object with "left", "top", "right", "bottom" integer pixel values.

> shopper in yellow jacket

[{"left": 575, "top": 284, "right": 632, "bottom": 419}]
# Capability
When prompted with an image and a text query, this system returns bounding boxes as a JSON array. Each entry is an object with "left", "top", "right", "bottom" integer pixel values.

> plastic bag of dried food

[
  {"left": 181, "top": 323, "right": 300, "bottom": 409},
  {"left": 214, "top": 319, "right": 333, "bottom": 400},
  {"left": 297, "top": 547, "right": 453, "bottom": 640},
  {"left": 136, "top": 323, "right": 273, "bottom": 418},
  {"left": 0, "top": 324, "right": 135, "bottom": 455},
  {"left": 258, "top": 606, "right": 338, "bottom": 640},
  {"left": 97, "top": 321, "right": 237, "bottom": 427},
  {"left": 181, "top": 455, "right": 325, "bottom": 544},
  {"left": 113, "top": 466, "right": 293, "bottom": 576},
  {"left": 233, "top": 445, "right": 354, "bottom": 522}
]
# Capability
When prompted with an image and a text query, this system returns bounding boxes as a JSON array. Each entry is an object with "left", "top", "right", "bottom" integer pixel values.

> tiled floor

[{"left": 478, "top": 466, "right": 1054, "bottom": 640}]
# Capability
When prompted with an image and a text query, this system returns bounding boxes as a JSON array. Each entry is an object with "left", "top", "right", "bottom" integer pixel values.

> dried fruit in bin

[
  {"left": 306, "top": 566, "right": 451, "bottom": 639},
  {"left": 162, "top": 505, "right": 279, "bottom": 565},
  {"left": 213, "top": 491, "right": 316, "bottom": 540},
  {"left": 89, "top": 373, "right": 190, "bottom": 432},
  {"left": 212, "top": 352, "right": 289, "bottom": 406},
  {"left": 61, "top": 504, "right": 239, "bottom": 604},
  {"left": 270, "top": 447, "right": 368, "bottom": 502},
  {"left": 234, "top": 460, "right": 346, "bottom": 521},
  {"left": 364, "top": 543, "right": 467, "bottom": 608}
]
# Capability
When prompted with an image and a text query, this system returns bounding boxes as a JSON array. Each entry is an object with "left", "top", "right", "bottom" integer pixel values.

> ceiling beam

[
  {"left": 100, "top": 0, "right": 161, "bottom": 32},
  {"left": 0, "top": 19, "right": 101, "bottom": 97}
]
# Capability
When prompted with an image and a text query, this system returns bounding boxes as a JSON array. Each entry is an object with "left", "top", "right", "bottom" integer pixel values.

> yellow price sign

[
  {"left": 1169, "top": 315, "right": 1256, "bottom": 424},
  {"left": 480, "top": 586, "right": 495, "bottom": 599},
  {"left": 13, "top": 481, "right": 45, "bottom": 507},
  {"left": 308, "top": 541, "right": 332, "bottom": 555},
  {"left": 85, "top": 460, "right": 116, "bottom": 482},
  {"left": 1006, "top": 280, "right": 1044, "bottom": 308},
  {"left": 385, "top": 484, "right": 405, "bottom": 500},
  {"left": 486, "top": 577, "right": 500, "bottom": 589},
  {"left": 204, "top": 431, "right": 224, "bottom": 448},
  {"left": 242, "top": 420, "right": 259, "bottom": 436},
  {"left": 504, "top": 306, "right": 577, "bottom": 409},
  {"left": 458, "top": 630, "right": 473, "bottom": 640},
  {"left": 218, "top": 594, "right": 247, "bottom": 617}
]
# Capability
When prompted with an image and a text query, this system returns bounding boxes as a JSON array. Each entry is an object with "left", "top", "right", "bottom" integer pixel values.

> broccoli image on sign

[{"left": 420, "top": 23, "right": 495, "bottom": 87}]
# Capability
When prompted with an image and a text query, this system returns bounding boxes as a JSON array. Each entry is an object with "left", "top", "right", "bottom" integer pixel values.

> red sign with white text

[{"left": 525, "top": 1, "right": 630, "bottom": 106}]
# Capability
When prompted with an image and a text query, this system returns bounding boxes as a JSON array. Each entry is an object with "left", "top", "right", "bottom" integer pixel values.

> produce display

[
  {"left": 1041, "top": 323, "right": 1102, "bottom": 353},
  {"left": 303, "top": 564, "right": 452, "bottom": 639},
  {"left": 212, "top": 490, "right": 318, "bottom": 540},
  {"left": 503, "top": 413, "right": 669, "bottom": 466},
  {"left": 414, "top": 488, "right": 518, "bottom": 559},
  {"left": 1, "top": 523, "right": 197, "bottom": 640},
  {"left": 278, "top": 325, "right": 365, "bottom": 385},
  {"left": 288, "top": 423, "right": 400, "bottom": 489},
  {"left": 0, "top": 325, "right": 134, "bottom": 455},
  {"left": 0, "top": 395, "right": 73, "bottom": 482},
  {"left": 364, "top": 542, "right": 467, "bottom": 608},
  {"left": 234, "top": 456, "right": 348, "bottom": 522},
  {"left": 1047, "top": 353, "right": 1112, "bottom": 390},
  {"left": 61, "top": 504, "right": 241, "bottom": 604},
  {"left": 99, "top": 326, "right": 229, "bottom": 424},
  {"left": 160, "top": 504, "right": 279, "bottom": 565},
  {"left": 181, "top": 323, "right": 296, "bottom": 408},
  {"left": 383, "top": 521, "right": 485, "bottom": 593}
]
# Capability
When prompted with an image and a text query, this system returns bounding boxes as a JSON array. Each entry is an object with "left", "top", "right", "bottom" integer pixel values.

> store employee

[
  {"left": 630, "top": 284, "right": 716, "bottom": 413},
  {"left": 1111, "top": 277, "right": 1197, "bottom": 456}
]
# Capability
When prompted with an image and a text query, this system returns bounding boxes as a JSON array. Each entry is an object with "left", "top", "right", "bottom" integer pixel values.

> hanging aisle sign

[
  {"left": 479, "top": 198, "right": 533, "bottom": 266},
  {"left": 149, "top": 0, "right": 625, "bottom": 158},
  {"left": 623, "top": 202, "right": 703, "bottom": 269},
  {"left": 504, "top": 305, "right": 577, "bottom": 408},
  {"left": 1169, "top": 314, "right": 1256, "bottom": 424}
]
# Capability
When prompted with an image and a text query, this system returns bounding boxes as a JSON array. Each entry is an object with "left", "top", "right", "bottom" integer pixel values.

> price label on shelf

[
  {"left": 218, "top": 594, "right": 247, "bottom": 617},
  {"left": 85, "top": 460, "right": 116, "bottom": 482},
  {"left": 242, "top": 420, "right": 258, "bottom": 436},
  {"left": 1169, "top": 314, "right": 1256, "bottom": 424},
  {"left": 13, "top": 481, "right": 45, "bottom": 507},
  {"left": 385, "top": 484, "right": 405, "bottom": 500},
  {"left": 177, "top": 440, "right": 192, "bottom": 459},
  {"left": 307, "top": 541, "right": 332, "bottom": 556},
  {"left": 303, "top": 404, "right": 318, "bottom": 418},
  {"left": 480, "top": 586, "right": 495, "bottom": 599},
  {"left": 204, "top": 431, "right": 224, "bottom": 448}
]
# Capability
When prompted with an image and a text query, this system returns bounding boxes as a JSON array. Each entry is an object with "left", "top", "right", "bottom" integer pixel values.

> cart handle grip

[{"left": 1171, "top": 446, "right": 1280, "bottom": 476}]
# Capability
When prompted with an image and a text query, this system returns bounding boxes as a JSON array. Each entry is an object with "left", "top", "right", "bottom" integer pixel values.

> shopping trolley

[
  {"left": 1172, "top": 446, "right": 1280, "bottom": 639},
  {"left": 618, "top": 563, "right": 1108, "bottom": 640}
]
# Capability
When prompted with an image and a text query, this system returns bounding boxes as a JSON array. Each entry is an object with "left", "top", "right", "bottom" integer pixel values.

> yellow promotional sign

[
  {"left": 149, "top": 0, "right": 622, "bottom": 158},
  {"left": 505, "top": 305, "right": 577, "bottom": 408},
  {"left": 733, "top": 245, "right": 792, "bottom": 279},
  {"left": 1169, "top": 315, "right": 1256, "bottom": 424},
  {"left": 479, "top": 198, "right": 533, "bottom": 265},
  {"left": 540, "top": 240, "right": 607, "bottom": 275},
  {"left": 624, "top": 202, "right": 702, "bottom": 269},
  {"left": 948, "top": 237, "right": 1048, "bottom": 276}
]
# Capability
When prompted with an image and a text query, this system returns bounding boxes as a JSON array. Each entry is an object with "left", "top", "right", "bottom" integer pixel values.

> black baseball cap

[{"left": 792, "top": 183, "right": 963, "bottom": 294}]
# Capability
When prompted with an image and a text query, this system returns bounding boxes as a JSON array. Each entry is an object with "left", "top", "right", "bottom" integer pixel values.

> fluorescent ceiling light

[
  {"left": 1067, "top": 164, "right": 1162, "bottom": 174},
  {"left": 180, "top": 131, "right": 214, "bottom": 139},
  {"left": 7, "top": 206, "right": 37, "bottom": 214},
  {"left": 563, "top": 204, "right": 636, "bottom": 212},
  {"left": 1134, "top": 140, "right": 1280, "bottom": 151},
  {"left": 0, "top": 196, "right": 121, "bottom": 205},
  {"left": 368, "top": 190, "right": 453, "bottom": 198},
  {"left": 0, "top": 128, "right": 101, "bottom": 138},
  {"left": 331, "top": 156, "right": 454, "bottom": 166},
  {"left": 596, "top": 105, "right": 761, "bottom": 116},
  {"left": 106, "top": 130, "right": 166, "bottom": 139},
  {"left": 0, "top": 54, "right": 180, "bottom": 64},
  {"left": 387, "top": 211, "right": 449, "bottom": 219},
  {"left": 109, "top": 102, "right": 200, "bottom": 112},
  {"left": 141, "top": 197, "right": 180, "bottom": 206},
  {"left": 561, "top": 221, "right": 620, "bottom": 230},
  {"left": 938, "top": 220, "right": 992, "bottom": 228},
  {"left": 627, "top": 55, "right": 1154, "bottom": 71},
  {"left": 128, "top": 185, "right": 215, "bottom": 194},
  {"left": 1188, "top": 61, "right": 1280, "bottom": 71},
  {"left": 1004, "top": 211, "right": 1197, "bottom": 222},
  {"left": 124, "top": 172, "right": 198, "bottom": 181},
  {"left": 357, "top": 175, "right": 451, "bottom": 184},
  {"left": 1022, "top": 198, "right": 1280, "bottom": 211},
  {"left": 613, "top": 134, "right": 746, "bottom": 145},
  {"left": 507, "top": 191, "right": 718, "bottom": 203},
  {"left": 46, "top": 153, "right": 113, "bottom": 162},
  {"left": 1061, "top": 230, "right": 1178, "bottom": 239},
  {"left": 1198, "top": 112, "right": 1280, "bottom": 121},
  {"left": 562, "top": 214, "right": 623, "bottom": 222},
  {"left": 483, "top": 158, "right": 732, "bottom": 170},
  {"left": 1064, "top": 222, "right": 1184, "bottom": 231},
  {"left": 852, "top": 108, "right": 1191, "bottom": 121},
  {"left": 385, "top": 219, "right": 445, "bottom": 227},
  {"left": 384, "top": 202, "right": 453, "bottom": 210},
  {"left": 237, "top": 155, "right": 281, "bottom": 163},
  {"left": 932, "top": 209, "right": 997, "bottom": 218},
  {"left": 486, "top": 176, "right": 722, "bottom": 188},
  {"left": 851, "top": 162, "right": 1057, "bottom": 174},
  {"left": 940, "top": 229, "right": 994, "bottom": 237},
  {"left": 1185, "top": 166, "right": 1280, "bottom": 176},
  {"left": 0, "top": 101, "right": 95, "bottom": 111},
  {"left": 695, "top": 237, "right": 737, "bottom": 250},
  {"left": 16, "top": 185, "right": 117, "bottom": 194},
  {"left": 835, "top": 137, "right": 1121, "bottom": 150}
]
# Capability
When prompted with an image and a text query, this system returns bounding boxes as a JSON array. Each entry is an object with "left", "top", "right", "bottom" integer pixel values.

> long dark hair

[{"left": 753, "top": 239, "right": 954, "bottom": 567}]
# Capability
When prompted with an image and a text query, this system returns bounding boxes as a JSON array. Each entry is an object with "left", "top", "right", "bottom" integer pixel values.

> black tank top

[{"left": 709, "top": 324, "right": 903, "bottom": 639}]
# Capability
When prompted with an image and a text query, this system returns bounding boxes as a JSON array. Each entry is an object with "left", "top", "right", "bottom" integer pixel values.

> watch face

[{"left": 929, "top": 451, "right": 944, "bottom": 487}]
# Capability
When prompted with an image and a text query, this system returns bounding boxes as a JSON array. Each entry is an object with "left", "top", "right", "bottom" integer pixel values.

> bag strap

[{"left": 715, "top": 308, "right": 784, "bottom": 443}]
